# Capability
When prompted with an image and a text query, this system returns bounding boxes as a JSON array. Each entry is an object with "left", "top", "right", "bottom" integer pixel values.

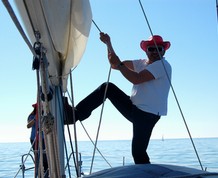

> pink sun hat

[{"left": 140, "top": 35, "right": 171, "bottom": 52}]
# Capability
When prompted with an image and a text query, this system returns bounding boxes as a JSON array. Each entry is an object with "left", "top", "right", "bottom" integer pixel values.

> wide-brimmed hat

[{"left": 140, "top": 35, "right": 171, "bottom": 52}]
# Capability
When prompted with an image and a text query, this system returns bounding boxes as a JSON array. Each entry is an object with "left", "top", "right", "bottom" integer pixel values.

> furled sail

[{"left": 14, "top": 0, "right": 92, "bottom": 91}]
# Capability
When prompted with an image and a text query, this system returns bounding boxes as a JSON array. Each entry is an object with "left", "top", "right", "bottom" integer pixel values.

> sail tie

[{"left": 138, "top": 0, "right": 204, "bottom": 170}]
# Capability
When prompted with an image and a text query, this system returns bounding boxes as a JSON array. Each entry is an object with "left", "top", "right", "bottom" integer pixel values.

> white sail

[{"left": 14, "top": 0, "right": 92, "bottom": 91}]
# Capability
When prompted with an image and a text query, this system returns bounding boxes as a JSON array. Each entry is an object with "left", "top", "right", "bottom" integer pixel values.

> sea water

[{"left": 0, "top": 138, "right": 218, "bottom": 178}]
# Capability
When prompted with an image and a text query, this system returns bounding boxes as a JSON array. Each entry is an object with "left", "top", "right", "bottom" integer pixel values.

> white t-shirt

[{"left": 130, "top": 58, "right": 172, "bottom": 115}]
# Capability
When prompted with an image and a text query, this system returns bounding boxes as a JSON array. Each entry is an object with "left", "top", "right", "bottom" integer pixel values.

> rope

[
  {"left": 65, "top": 86, "right": 112, "bottom": 170},
  {"left": 35, "top": 67, "right": 44, "bottom": 178},
  {"left": 66, "top": 67, "right": 113, "bottom": 175},
  {"left": 65, "top": 89, "right": 112, "bottom": 169},
  {"left": 92, "top": 19, "right": 102, "bottom": 33},
  {"left": 80, "top": 122, "right": 112, "bottom": 168},
  {"left": 216, "top": 0, "right": 218, "bottom": 23},
  {"left": 14, "top": 138, "right": 36, "bottom": 178},
  {"left": 89, "top": 20, "right": 113, "bottom": 174},
  {"left": 63, "top": 93, "right": 77, "bottom": 177},
  {"left": 89, "top": 68, "right": 112, "bottom": 175},
  {"left": 138, "top": 0, "right": 204, "bottom": 170},
  {"left": 55, "top": 89, "right": 74, "bottom": 178},
  {"left": 2, "top": 0, "right": 36, "bottom": 56},
  {"left": 64, "top": 92, "right": 112, "bottom": 170},
  {"left": 36, "top": 100, "right": 44, "bottom": 178},
  {"left": 68, "top": 70, "right": 81, "bottom": 177},
  {"left": 34, "top": 67, "right": 46, "bottom": 178}
]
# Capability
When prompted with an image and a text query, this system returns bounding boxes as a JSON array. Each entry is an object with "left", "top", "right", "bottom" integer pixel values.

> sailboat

[{"left": 2, "top": 0, "right": 218, "bottom": 177}]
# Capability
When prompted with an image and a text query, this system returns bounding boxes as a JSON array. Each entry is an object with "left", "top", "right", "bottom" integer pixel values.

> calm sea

[{"left": 0, "top": 138, "right": 218, "bottom": 178}]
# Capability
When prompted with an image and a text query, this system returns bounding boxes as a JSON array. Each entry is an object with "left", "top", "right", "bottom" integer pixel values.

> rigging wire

[
  {"left": 60, "top": 18, "right": 105, "bottom": 178},
  {"left": 66, "top": 67, "right": 113, "bottom": 174},
  {"left": 65, "top": 90, "right": 112, "bottom": 169},
  {"left": 63, "top": 18, "right": 113, "bottom": 175},
  {"left": 2, "top": 0, "right": 36, "bottom": 56},
  {"left": 92, "top": 19, "right": 102, "bottom": 33},
  {"left": 62, "top": 98, "right": 77, "bottom": 178},
  {"left": 56, "top": 87, "right": 74, "bottom": 178},
  {"left": 13, "top": 138, "right": 37, "bottom": 178},
  {"left": 62, "top": 72, "right": 81, "bottom": 177},
  {"left": 90, "top": 67, "right": 112, "bottom": 174},
  {"left": 89, "top": 19, "right": 113, "bottom": 174},
  {"left": 38, "top": 45, "right": 47, "bottom": 178},
  {"left": 14, "top": 63, "right": 48, "bottom": 178},
  {"left": 138, "top": 0, "right": 204, "bottom": 170},
  {"left": 79, "top": 122, "right": 112, "bottom": 168},
  {"left": 68, "top": 71, "right": 81, "bottom": 177},
  {"left": 216, "top": 0, "right": 218, "bottom": 23}
]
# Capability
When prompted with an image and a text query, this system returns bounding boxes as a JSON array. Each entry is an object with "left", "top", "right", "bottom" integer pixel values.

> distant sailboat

[{"left": 162, "top": 135, "right": 164, "bottom": 141}]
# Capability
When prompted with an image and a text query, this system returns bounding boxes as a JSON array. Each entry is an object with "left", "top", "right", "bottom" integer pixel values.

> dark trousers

[{"left": 74, "top": 82, "right": 160, "bottom": 164}]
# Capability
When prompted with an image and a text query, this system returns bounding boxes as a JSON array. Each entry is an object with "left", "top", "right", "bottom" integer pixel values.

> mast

[{"left": 30, "top": 35, "right": 64, "bottom": 177}]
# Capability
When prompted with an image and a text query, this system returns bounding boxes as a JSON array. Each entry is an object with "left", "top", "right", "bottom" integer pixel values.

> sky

[{"left": 0, "top": 0, "right": 218, "bottom": 143}]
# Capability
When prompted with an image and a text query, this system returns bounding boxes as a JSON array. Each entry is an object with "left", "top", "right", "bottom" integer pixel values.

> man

[{"left": 65, "top": 33, "right": 172, "bottom": 164}]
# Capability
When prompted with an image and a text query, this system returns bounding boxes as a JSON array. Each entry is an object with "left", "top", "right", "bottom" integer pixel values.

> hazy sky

[{"left": 0, "top": 0, "right": 218, "bottom": 143}]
